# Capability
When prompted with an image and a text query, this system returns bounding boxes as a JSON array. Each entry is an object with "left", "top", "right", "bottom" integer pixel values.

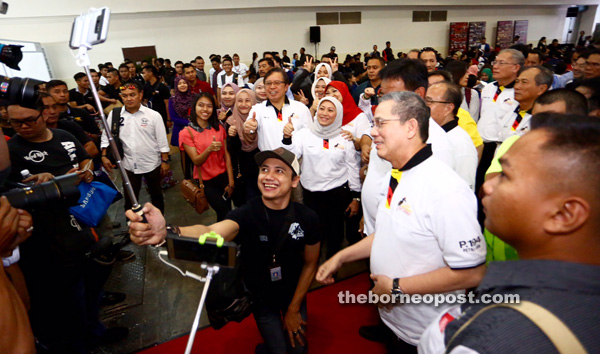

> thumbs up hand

[
  {"left": 228, "top": 124, "right": 238, "bottom": 137},
  {"left": 283, "top": 115, "right": 295, "bottom": 139},
  {"left": 244, "top": 112, "right": 258, "bottom": 135},
  {"left": 206, "top": 136, "right": 222, "bottom": 153}
]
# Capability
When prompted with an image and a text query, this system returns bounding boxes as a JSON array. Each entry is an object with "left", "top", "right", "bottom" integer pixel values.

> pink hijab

[{"left": 226, "top": 89, "right": 258, "bottom": 152}]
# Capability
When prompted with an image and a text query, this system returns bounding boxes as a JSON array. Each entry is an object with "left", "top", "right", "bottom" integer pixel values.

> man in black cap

[
  {"left": 127, "top": 147, "right": 321, "bottom": 354},
  {"left": 329, "top": 46, "right": 338, "bottom": 61}
]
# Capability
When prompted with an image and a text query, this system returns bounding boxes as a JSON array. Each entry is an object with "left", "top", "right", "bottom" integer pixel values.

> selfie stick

[
  {"left": 72, "top": 8, "right": 145, "bottom": 220},
  {"left": 157, "top": 232, "right": 225, "bottom": 354}
]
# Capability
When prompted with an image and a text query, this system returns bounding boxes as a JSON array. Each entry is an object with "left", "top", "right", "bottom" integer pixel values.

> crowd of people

[{"left": 1, "top": 35, "right": 600, "bottom": 354}]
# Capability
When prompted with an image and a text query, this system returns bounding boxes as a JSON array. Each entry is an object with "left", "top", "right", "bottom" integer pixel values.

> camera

[
  {"left": 2, "top": 173, "right": 81, "bottom": 210},
  {"left": 0, "top": 75, "right": 44, "bottom": 109}
]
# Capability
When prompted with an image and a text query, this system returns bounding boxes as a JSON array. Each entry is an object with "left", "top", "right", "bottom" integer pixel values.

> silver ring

[
  {"left": 26, "top": 226, "right": 34, "bottom": 233},
  {"left": 293, "top": 331, "right": 298, "bottom": 335},
  {"left": 250, "top": 130, "right": 255, "bottom": 134}
]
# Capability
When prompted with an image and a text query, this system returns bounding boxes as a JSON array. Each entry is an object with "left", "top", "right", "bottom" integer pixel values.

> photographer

[
  {"left": 0, "top": 125, "right": 35, "bottom": 353},
  {"left": 128, "top": 148, "right": 321, "bottom": 354},
  {"left": 6, "top": 100, "right": 127, "bottom": 351}
]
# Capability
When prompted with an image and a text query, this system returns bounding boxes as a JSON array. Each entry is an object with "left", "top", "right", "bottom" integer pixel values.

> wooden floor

[{"left": 91, "top": 149, "right": 368, "bottom": 354}]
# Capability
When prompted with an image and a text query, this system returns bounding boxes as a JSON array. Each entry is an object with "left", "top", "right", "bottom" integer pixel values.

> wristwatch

[
  {"left": 353, "top": 197, "right": 361, "bottom": 202},
  {"left": 161, "top": 159, "right": 170, "bottom": 164},
  {"left": 391, "top": 278, "right": 403, "bottom": 300}
]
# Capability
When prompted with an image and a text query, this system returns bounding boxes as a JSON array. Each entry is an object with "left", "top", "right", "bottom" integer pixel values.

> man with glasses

[
  {"left": 427, "top": 82, "right": 478, "bottom": 190},
  {"left": 100, "top": 81, "right": 170, "bottom": 214},
  {"left": 317, "top": 91, "right": 485, "bottom": 353},
  {"left": 6, "top": 100, "right": 130, "bottom": 351},
  {"left": 243, "top": 68, "right": 312, "bottom": 152},
  {"left": 565, "top": 52, "right": 589, "bottom": 89},
  {"left": 476, "top": 49, "right": 523, "bottom": 205},
  {"left": 583, "top": 50, "right": 600, "bottom": 79}
]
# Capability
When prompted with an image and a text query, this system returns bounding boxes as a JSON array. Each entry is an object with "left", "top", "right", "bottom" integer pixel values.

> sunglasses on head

[{"left": 119, "top": 84, "right": 138, "bottom": 91}]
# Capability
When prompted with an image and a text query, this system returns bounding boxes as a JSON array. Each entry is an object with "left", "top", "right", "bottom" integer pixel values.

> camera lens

[
  {"left": 3, "top": 173, "right": 81, "bottom": 210},
  {"left": 0, "top": 75, "right": 44, "bottom": 109}
]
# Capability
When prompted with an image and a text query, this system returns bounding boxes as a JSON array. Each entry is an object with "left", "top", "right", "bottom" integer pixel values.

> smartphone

[
  {"left": 166, "top": 233, "right": 238, "bottom": 268},
  {"left": 222, "top": 190, "right": 229, "bottom": 201},
  {"left": 69, "top": 7, "right": 111, "bottom": 49}
]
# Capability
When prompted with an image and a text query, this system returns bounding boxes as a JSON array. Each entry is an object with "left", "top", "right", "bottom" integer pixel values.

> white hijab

[
  {"left": 310, "top": 77, "right": 331, "bottom": 101},
  {"left": 310, "top": 97, "right": 343, "bottom": 139},
  {"left": 314, "top": 63, "right": 333, "bottom": 80}
]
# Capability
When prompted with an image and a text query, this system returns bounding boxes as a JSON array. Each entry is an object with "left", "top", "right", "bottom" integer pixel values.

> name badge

[{"left": 269, "top": 264, "right": 282, "bottom": 282}]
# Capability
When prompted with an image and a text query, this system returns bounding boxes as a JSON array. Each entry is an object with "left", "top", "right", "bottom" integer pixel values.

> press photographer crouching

[
  {"left": 0, "top": 126, "right": 35, "bottom": 354},
  {"left": 128, "top": 148, "right": 321, "bottom": 354},
  {"left": 5, "top": 98, "right": 127, "bottom": 352}
]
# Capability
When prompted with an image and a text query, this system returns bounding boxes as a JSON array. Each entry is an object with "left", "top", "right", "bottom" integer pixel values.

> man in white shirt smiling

[{"left": 101, "top": 81, "right": 170, "bottom": 213}]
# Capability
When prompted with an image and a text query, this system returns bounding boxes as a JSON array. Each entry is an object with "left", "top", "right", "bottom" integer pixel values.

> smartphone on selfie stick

[{"left": 69, "top": 8, "right": 146, "bottom": 221}]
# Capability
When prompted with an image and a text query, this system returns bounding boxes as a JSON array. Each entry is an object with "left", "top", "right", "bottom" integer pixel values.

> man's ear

[
  {"left": 406, "top": 118, "right": 419, "bottom": 140},
  {"left": 414, "top": 87, "right": 426, "bottom": 99},
  {"left": 291, "top": 174, "right": 300, "bottom": 188},
  {"left": 543, "top": 197, "right": 590, "bottom": 235}
]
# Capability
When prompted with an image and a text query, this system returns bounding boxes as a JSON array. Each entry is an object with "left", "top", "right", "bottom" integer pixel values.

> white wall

[
  {"left": 0, "top": 5, "right": 568, "bottom": 83},
  {"left": 579, "top": 5, "right": 600, "bottom": 37}
]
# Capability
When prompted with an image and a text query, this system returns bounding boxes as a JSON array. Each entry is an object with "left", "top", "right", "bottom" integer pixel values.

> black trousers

[
  {"left": 124, "top": 165, "right": 164, "bottom": 214},
  {"left": 202, "top": 172, "right": 232, "bottom": 222},
  {"left": 303, "top": 183, "right": 351, "bottom": 259}
]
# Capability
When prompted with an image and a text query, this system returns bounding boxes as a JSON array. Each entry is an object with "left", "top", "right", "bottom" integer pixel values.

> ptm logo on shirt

[
  {"left": 24, "top": 150, "right": 48, "bottom": 163},
  {"left": 141, "top": 118, "right": 149, "bottom": 127},
  {"left": 288, "top": 222, "right": 304, "bottom": 240}
]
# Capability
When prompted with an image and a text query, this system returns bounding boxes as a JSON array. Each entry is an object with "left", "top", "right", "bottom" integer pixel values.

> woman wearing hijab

[
  {"left": 325, "top": 81, "right": 373, "bottom": 163},
  {"left": 314, "top": 62, "right": 333, "bottom": 80},
  {"left": 253, "top": 77, "right": 268, "bottom": 103},
  {"left": 168, "top": 77, "right": 194, "bottom": 147},
  {"left": 217, "top": 82, "right": 240, "bottom": 122},
  {"left": 226, "top": 88, "right": 260, "bottom": 205},
  {"left": 309, "top": 77, "right": 331, "bottom": 116},
  {"left": 283, "top": 97, "right": 361, "bottom": 259}
]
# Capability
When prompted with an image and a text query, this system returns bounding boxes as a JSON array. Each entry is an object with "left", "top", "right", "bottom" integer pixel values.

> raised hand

[
  {"left": 303, "top": 56, "right": 315, "bottom": 72},
  {"left": 331, "top": 57, "right": 339, "bottom": 73},
  {"left": 364, "top": 87, "right": 375, "bottom": 100},
  {"left": 206, "top": 136, "right": 222, "bottom": 152},
  {"left": 244, "top": 112, "right": 258, "bottom": 135},
  {"left": 297, "top": 90, "right": 309, "bottom": 106},
  {"left": 283, "top": 116, "right": 294, "bottom": 138},
  {"left": 228, "top": 124, "right": 238, "bottom": 137}
]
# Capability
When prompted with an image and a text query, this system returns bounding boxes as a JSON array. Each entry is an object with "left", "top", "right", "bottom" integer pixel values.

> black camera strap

[{"left": 108, "top": 107, "right": 124, "bottom": 161}]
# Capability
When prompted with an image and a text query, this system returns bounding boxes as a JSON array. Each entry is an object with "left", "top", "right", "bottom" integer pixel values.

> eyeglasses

[
  {"left": 491, "top": 61, "right": 517, "bottom": 66},
  {"left": 424, "top": 97, "right": 451, "bottom": 105},
  {"left": 264, "top": 80, "right": 285, "bottom": 87},
  {"left": 373, "top": 118, "right": 403, "bottom": 129},
  {"left": 572, "top": 62, "right": 587, "bottom": 68},
  {"left": 119, "top": 84, "right": 138, "bottom": 91},
  {"left": 9, "top": 114, "right": 42, "bottom": 127}
]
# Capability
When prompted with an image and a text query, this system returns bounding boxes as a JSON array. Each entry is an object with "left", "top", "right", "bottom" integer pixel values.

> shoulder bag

[{"left": 180, "top": 127, "right": 209, "bottom": 214}]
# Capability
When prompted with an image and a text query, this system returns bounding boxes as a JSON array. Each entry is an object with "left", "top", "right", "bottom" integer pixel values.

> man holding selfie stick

[{"left": 127, "top": 147, "right": 321, "bottom": 354}]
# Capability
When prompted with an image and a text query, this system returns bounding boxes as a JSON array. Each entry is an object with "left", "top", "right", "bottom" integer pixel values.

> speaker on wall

[{"left": 310, "top": 26, "right": 321, "bottom": 43}]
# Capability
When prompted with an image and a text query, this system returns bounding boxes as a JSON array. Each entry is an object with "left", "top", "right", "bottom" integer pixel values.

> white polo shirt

[
  {"left": 285, "top": 128, "right": 361, "bottom": 193},
  {"left": 361, "top": 118, "right": 455, "bottom": 236},
  {"left": 498, "top": 106, "right": 532, "bottom": 143},
  {"left": 216, "top": 71, "right": 245, "bottom": 89},
  {"left": 370, "top": 145, "right": 485, "bottom": 345},
  {"left": 101, "top": 105, "right": 170, "bottom": 174},
  {"left": 440, "top": 118, "right": 478, "bottom": 191},
  {"left": 248, "top": 98, "right": 312, "bottom": 151},
  {"left": 233, "top": 63, "right": 249, "bottom": 84},
  {"left": 478, "top": 81, "right": 518, "bottom": 143}
]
